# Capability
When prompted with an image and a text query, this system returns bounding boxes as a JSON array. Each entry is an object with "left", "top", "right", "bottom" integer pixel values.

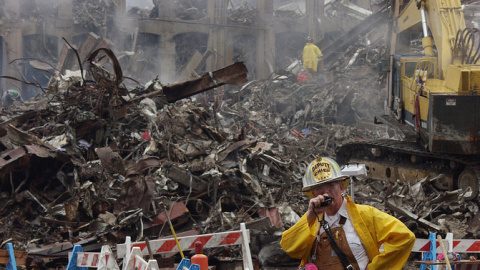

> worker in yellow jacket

[
  {"left": 280, "top": 157, "right": 415, "bottom": 270},
  {"left": 302, "top": 37, "right": 324, "bottom": 81}
]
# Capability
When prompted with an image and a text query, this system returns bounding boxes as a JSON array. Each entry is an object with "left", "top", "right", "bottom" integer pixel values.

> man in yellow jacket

[
  {"left": 280, "top": 157, "right": 415, "bottom": 270},
  {"left": 302, "top": 37, "right": 324, "bottom": 81}
]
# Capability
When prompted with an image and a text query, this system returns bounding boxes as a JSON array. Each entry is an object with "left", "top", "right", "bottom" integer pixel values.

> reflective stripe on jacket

[{"left": 280, "top": 196, "right": 415, "bottom": 270}]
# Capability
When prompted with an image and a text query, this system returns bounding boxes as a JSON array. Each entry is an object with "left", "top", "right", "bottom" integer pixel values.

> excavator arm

[
  {"left": 395, "top": 0, "right": 471, "bottom": 78},
  {"left": 337, "top": 0, "right": 480, "bottom": 200}
]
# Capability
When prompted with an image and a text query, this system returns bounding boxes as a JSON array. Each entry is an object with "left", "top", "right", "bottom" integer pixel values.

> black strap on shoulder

[
  {"left": 339, "top": 215, "right": 347, "bottom": 225},
  {"left": 320, "top": 219, "right": 354, "bottom": 270}
]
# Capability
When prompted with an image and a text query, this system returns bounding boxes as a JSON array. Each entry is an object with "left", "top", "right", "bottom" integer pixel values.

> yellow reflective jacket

[
  {"left": 280, "top": 196, "right": 415, "bottom": 270},
  {"left": 302, "top": 43, "right": 323, "bottom": 71}
]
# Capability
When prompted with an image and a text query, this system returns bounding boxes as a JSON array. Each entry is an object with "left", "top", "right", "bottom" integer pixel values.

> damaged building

[{"left": 0, "top": 0, "right": 375, "bottom": 98}]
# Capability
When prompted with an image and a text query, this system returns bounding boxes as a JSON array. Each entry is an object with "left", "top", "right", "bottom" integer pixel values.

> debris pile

[
  {"left": 0, "top": 26, "right": 479, "bottom": 270},
  {"left": 175, "top": 0, "right": 207, "bottom": 20},
  {"left": 125, "top": 0, "right": 207, "bottom": 20},
  {"left": 73, "top": 0, "right": 115, "bottom": 31},
  {"left": 228, "top": 3, "right": 257, "bottom": 24}
]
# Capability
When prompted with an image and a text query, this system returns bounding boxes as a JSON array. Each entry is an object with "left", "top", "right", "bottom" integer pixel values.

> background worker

[
  {"left": 280, "top": 157, "right": 415, "bottom": 270},
  {"left": 302, "top": 37, "right": 324, "bottom": 81}
]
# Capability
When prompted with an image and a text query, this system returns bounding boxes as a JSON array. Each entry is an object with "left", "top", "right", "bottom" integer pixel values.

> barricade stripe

[
  {"left": 204, "top": 235, "right": 224, "bottom": 248},
  {"left": 453, "top": 240, "right": 461, "bottom": 249},
  {"left": 188, "top": 235, "right": 212, "bottom": 249},
  {"left": 413, "top": 239, "right": 480, "bottom": 253},
  {"left": 69, "top": 224, "right": 254, "bottom": 269},
  {"left": 117, "top": 230, "right": 245, "bottom": 257},
  {"left": 454, "top": 240, "right": 473, "bottom": 251},
  {"left": 179, "top": 238, "right": 196, "bottom": 250},
  {"left": 80, "top": 253, "right": 88, "bottom": 266},
  {"left": 419, "top": 243, "right": 431, "bottom": 252},
  {"left": 132, "top": 243, "right": 147, "bottom": 252},
  {"left": 134, "top": 255, "right": 148, "bottom": 270},
  {"left": 92, "top": 253, "right": 99, "bottom": 266},
  {"left": 219, "top": 232, "right": 241, "bottom": 245},
  {"left": 467, "top": 241, "right": 480, "bottom": 252},
  {"left": 413, "top": 240, "right": 426, "bottom": 252},
  {"left": 157, "top": 239, "right": 179, "bottom": 252},
  {"left": 412, "top": 239, "right": 430, "bottom": 252}
]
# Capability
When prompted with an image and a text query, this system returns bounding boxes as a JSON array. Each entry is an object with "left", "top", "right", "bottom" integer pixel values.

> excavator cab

[
  {"left": 390, "top": 56, "right": 436, "bottom": 133},
  {"left": 390, "top": 53, "right": 480, "bottom": 155}
]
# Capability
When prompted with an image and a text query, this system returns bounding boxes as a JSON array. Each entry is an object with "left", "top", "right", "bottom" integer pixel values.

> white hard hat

[{"left": 302, "top": 157, "right": 350, "bottom": 198}]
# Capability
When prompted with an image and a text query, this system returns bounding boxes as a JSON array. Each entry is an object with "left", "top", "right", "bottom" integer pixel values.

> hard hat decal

[
  {"left": 311, "top": 158, "right": 333, "bottom": 182},
  {"left": 302, "top": 157, "right": 350, "bottom": 197}
]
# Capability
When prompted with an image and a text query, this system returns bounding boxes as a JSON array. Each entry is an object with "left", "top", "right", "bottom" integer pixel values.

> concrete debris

[
  {"left": 126, "top": 0, "right": 207, "bottom": 20},
  {"left": 228, "top": 3, "right": 257, "bottom": 24},
  {"left": 1, "top": 8, "right": 479, "bottom": 270},
  {"left": 73, "top": 0, "right": 116, "bottom": 30}
]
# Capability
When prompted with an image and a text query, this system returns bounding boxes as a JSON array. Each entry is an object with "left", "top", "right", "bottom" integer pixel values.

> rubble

[
  {"left": 0, "top": 9, "right": 479, "bottom": 270},
  {"left": 73, "top": 0, "right": 116, "bottom": 31},
  {"left": 228, "top": 3, "right": 258, "bottom": 24}
]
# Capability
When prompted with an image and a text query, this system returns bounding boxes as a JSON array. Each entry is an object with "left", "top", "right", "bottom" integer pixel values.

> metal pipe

[{"left": 420, "top": 3, "right": 429, "bottom": 37}]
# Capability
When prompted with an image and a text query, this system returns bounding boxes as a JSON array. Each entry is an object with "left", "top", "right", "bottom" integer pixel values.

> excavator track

[{"left": 336, "top": 139, "right": 480, "bottom": 199}]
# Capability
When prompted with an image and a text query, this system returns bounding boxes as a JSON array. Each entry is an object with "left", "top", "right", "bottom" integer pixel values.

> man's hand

[{"left": 307, "top": 194, "right": 329, "bottom": 223}]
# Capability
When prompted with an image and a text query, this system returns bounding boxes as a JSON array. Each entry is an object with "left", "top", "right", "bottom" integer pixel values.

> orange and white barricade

[
  {"left": 68, "top": 245, "right": 120, "bottom": 269},
  {"left": 117, "top": 223, "right": 254, "bottom": 270},
  {"left": 413, "top": 234, "right": 480, "bottom": 254},
  {"left": 413, "top": 233, "right": 480, "bottom": 270},
  {"left": 123, "top": 247, "right": 159, "bottom": 270}
]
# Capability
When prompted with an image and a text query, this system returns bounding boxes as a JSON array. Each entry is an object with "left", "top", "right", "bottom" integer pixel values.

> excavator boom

[{"left": 337, "top": 0, "right": 480, "bottom": 199}]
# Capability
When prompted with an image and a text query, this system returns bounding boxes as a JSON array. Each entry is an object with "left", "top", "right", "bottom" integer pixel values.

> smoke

[
  {"left": 126, "top": 0, "right": 153, "bottom": 10},
  {"left": 1, "top": 0, "right": 315, "bottom": 95}
]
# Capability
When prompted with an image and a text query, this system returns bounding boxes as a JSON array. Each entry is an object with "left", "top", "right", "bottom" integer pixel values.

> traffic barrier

[
  {"left": 413, "top": 233, "right": 480, "bottom": 270},
  {"left": 117, "top": 223, "right": 254, "bottom": 270},
  {"left": 98, "top": 245, "right": 120, "bottom": 270},
  {"left": 123, "top": 247, "right": 159, "bottom": 270},
  {"left": 68, "top": 244, "right": 120, "bottom": 269},
  {"left": 176, "top": 258, "right": 191, "bottom": 270},
  {"left": 413, "top": 234, "right": 480, "bottom": 254},
  {"left": 66, "top": 245, "right": 88, "bottom": 270},
  {"left": 0, "top": 243, "right": 27, "bottom": 270},
  {"left": 174, "top": 258, "right": 201, "bottom": 270},
  {"left": 418, "top": 233, "right": 438, "bottom": 270}
]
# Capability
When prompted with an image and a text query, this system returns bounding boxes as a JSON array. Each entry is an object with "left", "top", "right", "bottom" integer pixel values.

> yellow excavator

[{"left": 336, "top": 0, "right": 480, "bottom": 199}]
